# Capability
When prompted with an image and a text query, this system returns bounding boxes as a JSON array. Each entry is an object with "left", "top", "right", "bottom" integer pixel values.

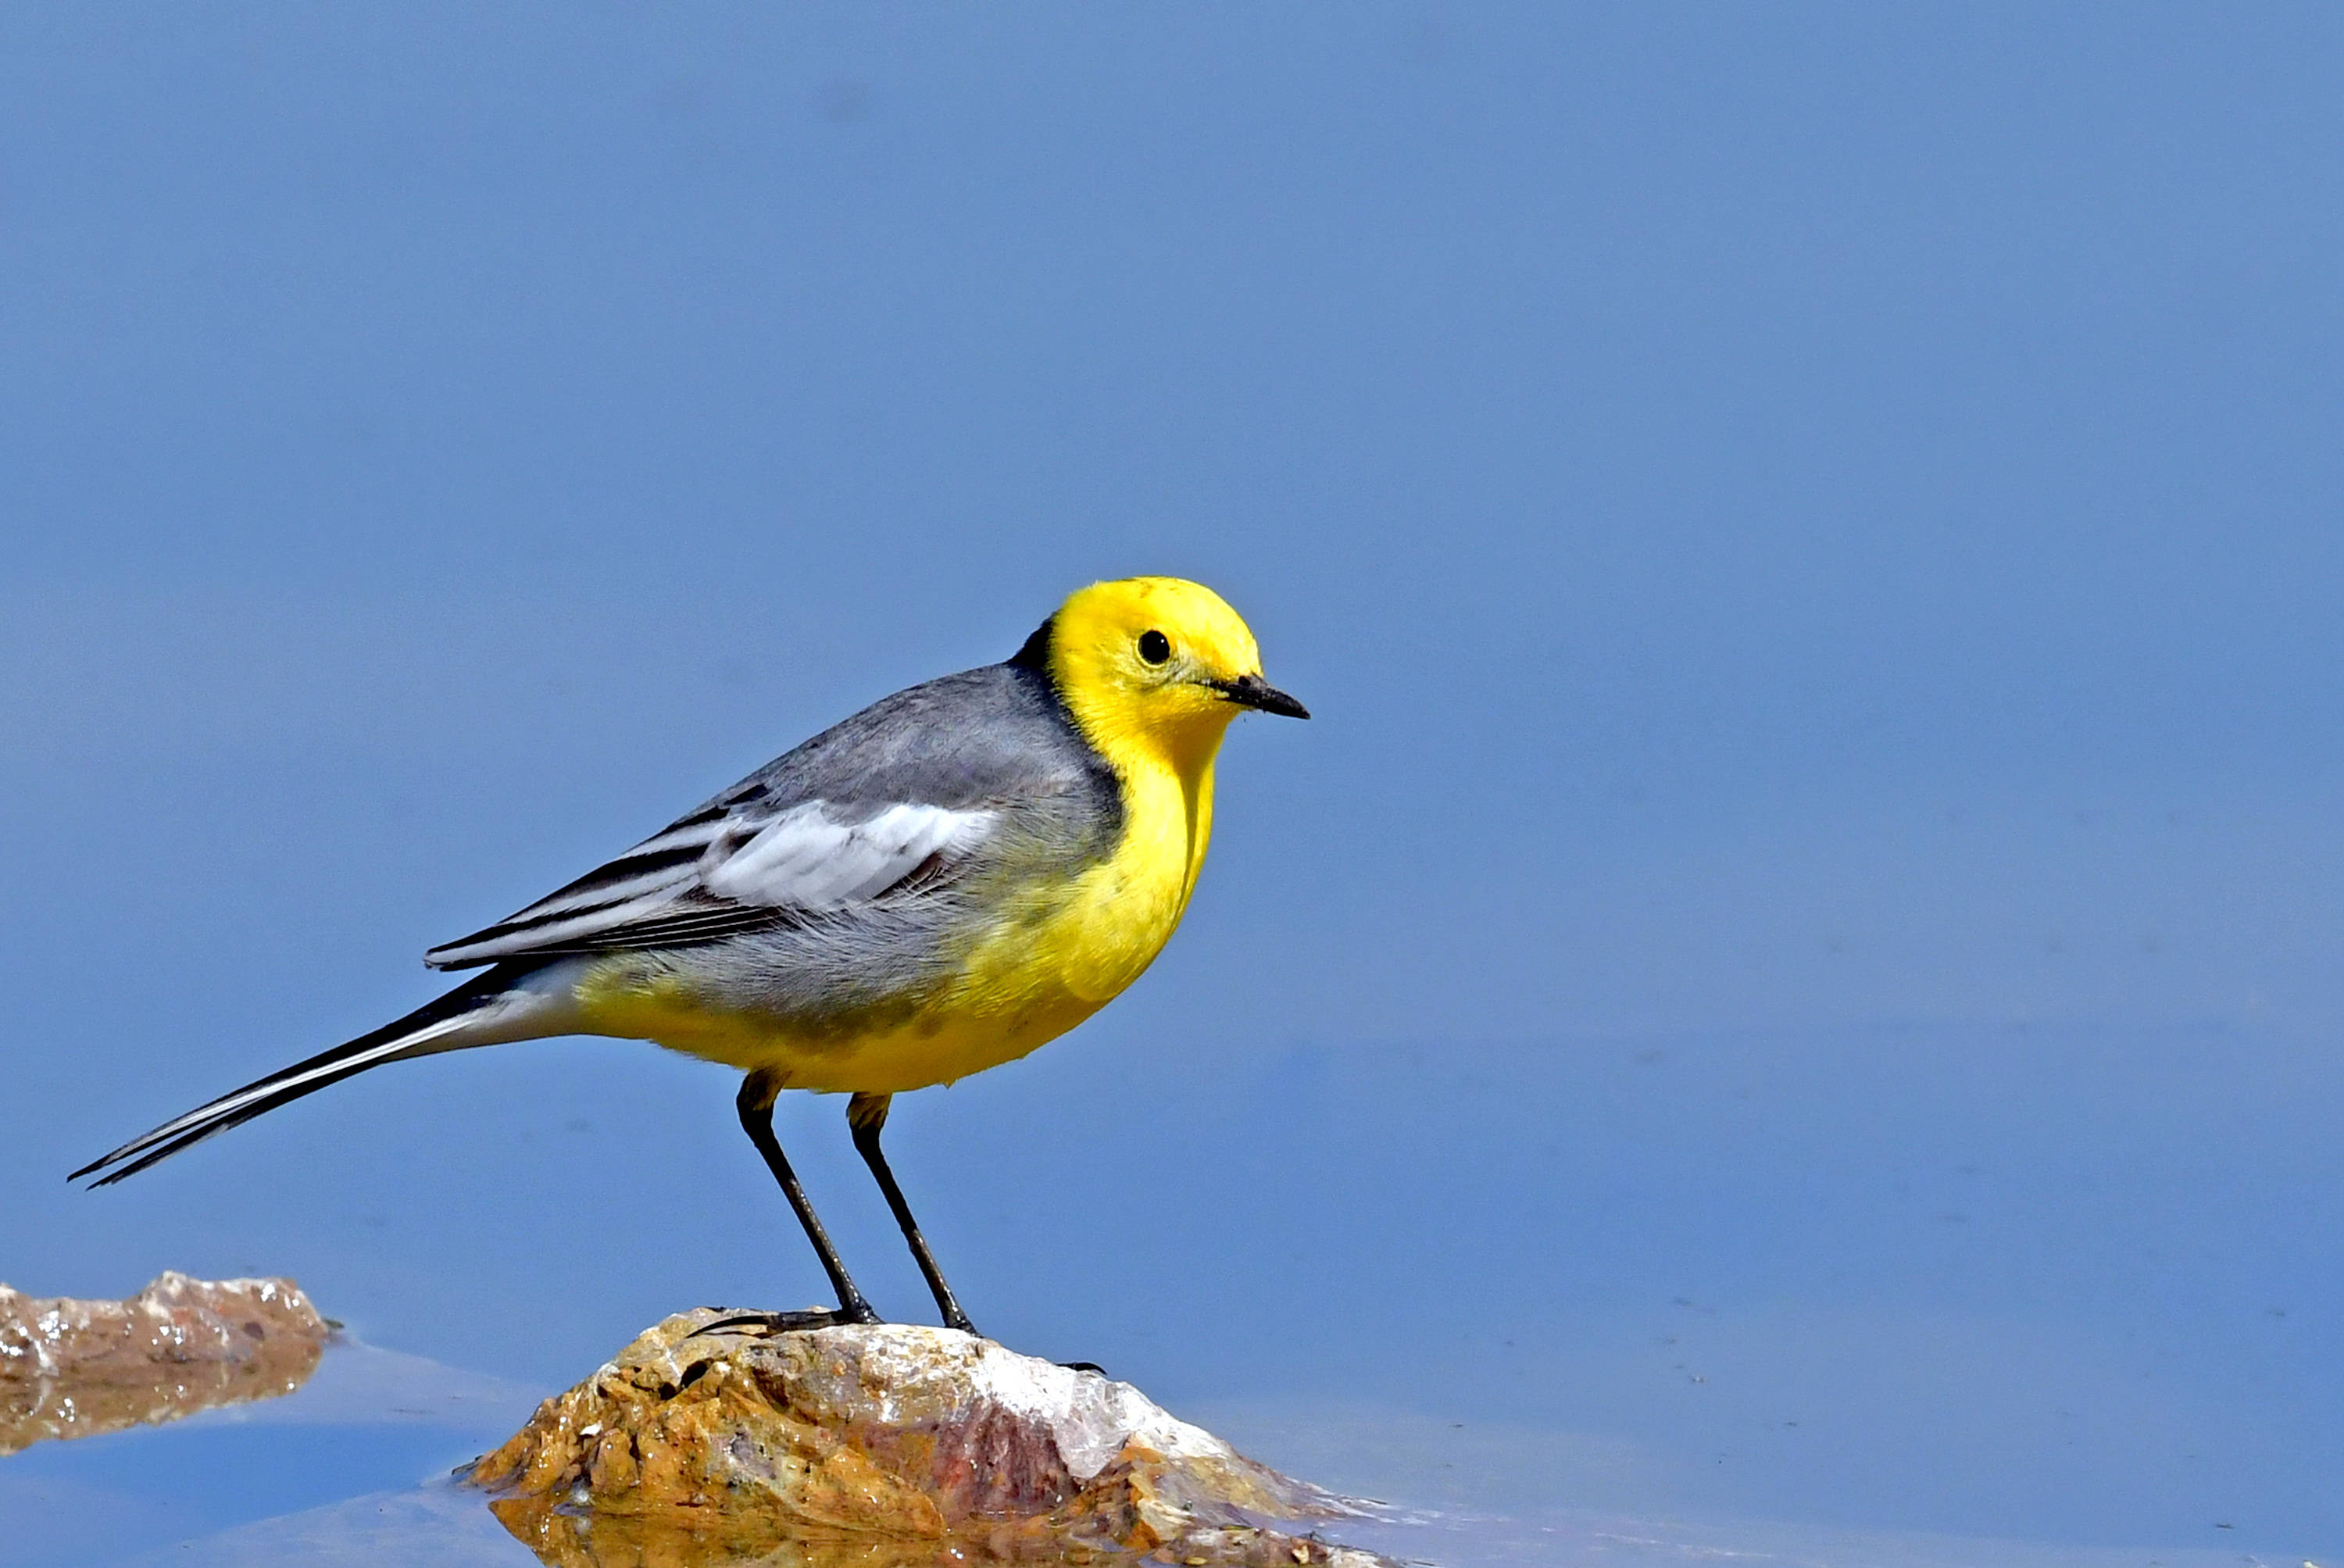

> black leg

[
  {"left": 849, "top": 1092, "right": 977, "bottom": 1335},
  {"left": 734, "top": 1073, "right": 879, "bottom": 1326}
]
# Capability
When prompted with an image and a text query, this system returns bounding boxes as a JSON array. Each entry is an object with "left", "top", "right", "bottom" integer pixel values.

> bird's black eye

[{"left": 1137, "top": 629, "right": 1172, "bottom": 666}]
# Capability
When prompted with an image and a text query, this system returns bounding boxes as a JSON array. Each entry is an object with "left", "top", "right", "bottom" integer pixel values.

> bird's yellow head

[{"left": 1017, "top": 576, "right": 1308, "bottom": 777}]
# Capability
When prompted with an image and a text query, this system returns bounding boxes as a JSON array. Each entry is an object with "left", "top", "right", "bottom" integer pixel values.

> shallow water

[
  {"left": 0, "top": 1340, "right": 534, "bottom": 1565},
  {"left": 0, "top": 1334, "right": 2315, "bottom": 1567},
  {"left": 8, "top": 1024, "right": 2339, "bottom": 1566}
]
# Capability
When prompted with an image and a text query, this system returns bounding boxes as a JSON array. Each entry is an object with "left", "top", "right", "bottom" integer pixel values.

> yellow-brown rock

[
  {"left": 466, "top": 1309, "right": 1390, "bottom": 1567},
  {"left": 0, "top": 1270, "right": 330, "bottom": 1454}
]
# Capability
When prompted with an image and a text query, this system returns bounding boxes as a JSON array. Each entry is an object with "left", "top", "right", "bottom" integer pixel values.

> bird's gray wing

[
  {"left": 422, "top": 663, "right": 1118, "bottom": 972},
  {"left": 421, "top": 797, "right": 999, "bottom": 969}
]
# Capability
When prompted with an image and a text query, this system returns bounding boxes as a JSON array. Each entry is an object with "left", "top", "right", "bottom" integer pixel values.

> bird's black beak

[{"left": 1212, "top": 673, "right": 1310, "bottom": 720}]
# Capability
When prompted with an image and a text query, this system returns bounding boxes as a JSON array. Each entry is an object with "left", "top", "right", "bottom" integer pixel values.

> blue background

[{"left": 3, "top": 5, "right": 2340, "bottom": 1559}]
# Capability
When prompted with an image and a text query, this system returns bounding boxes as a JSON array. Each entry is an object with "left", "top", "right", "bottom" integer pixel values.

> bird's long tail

[{"left": 70, "top": 963, "right": 569, "bottom": 1188}]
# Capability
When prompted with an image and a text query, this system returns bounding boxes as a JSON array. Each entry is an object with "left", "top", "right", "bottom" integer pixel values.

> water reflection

[
  {"left": 487, "top": 1499, "right": 1137, "bottom": 1568},
  {"left": 0, "top": 1338, "right": 542, "bottom": 1566}
]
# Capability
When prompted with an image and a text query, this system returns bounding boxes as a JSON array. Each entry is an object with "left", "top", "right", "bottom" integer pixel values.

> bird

[{"left": 72, "top": 577, "right": 1306, "bottom": 1337}]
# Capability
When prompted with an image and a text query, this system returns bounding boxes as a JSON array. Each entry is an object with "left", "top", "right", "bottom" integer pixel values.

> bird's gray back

[
  {"left": 697, "top": 661, "right": 1117, "bottom": 825},
  {"left": 650, "top": 662, "right": 1124, "bottom": 1030}
]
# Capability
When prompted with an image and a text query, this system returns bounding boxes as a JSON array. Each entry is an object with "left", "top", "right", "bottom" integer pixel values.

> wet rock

[
  {"left": 0, "top": 1270, "right": 331, "bottom": 1453},
  {"left": 468, "top": 1309, "right": 1392, "bottom": 1567}
]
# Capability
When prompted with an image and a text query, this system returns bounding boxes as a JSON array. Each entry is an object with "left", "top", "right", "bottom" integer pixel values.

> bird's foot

[{"left": 689, "top": 1302, "right": 884, "bottom": 1341}]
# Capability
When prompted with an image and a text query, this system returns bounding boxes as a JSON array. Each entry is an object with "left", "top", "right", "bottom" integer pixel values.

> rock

[
  {"left": 468, "top": 1309, "right": 1392, "bottom": 1567},
  {"left": 0, "top": 1270, "right": 331, "bottom": 1454}
]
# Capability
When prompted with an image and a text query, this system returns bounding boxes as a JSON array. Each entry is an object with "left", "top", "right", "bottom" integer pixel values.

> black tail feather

[{"left": 71, "top": 967, "right": 519, "bottom": 1187}]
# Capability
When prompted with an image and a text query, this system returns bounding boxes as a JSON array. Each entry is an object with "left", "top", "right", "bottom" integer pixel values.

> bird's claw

[{"left": 688, "top": 1305, "right": 884, "bottom": 1341}]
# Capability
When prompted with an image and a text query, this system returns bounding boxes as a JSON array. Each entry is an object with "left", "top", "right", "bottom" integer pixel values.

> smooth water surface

[
  {"left": 8, "top": 1025, "right": 2341, "bottom": 1563},
  {"left": 6, "top": 4, "right": 2343, "bottom": 1563}
]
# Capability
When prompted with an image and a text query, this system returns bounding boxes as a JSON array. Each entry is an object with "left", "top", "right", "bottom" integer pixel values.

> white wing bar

[{"left": 706, "top": 802, "right": 994, "bottom": 909}]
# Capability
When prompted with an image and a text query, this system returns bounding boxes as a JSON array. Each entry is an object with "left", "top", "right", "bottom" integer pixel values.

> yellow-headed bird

[{"left": 74, "top": 577, "right": 1306, "bottom": 1335}]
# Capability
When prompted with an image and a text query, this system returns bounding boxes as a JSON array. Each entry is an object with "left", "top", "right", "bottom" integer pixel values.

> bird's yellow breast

[
  {"left": 972, "top": 755, "right": 1215, "bottom": 1008},
  {"left": 573, "top": 753, "right": 1217, "bottom": 1095}
]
